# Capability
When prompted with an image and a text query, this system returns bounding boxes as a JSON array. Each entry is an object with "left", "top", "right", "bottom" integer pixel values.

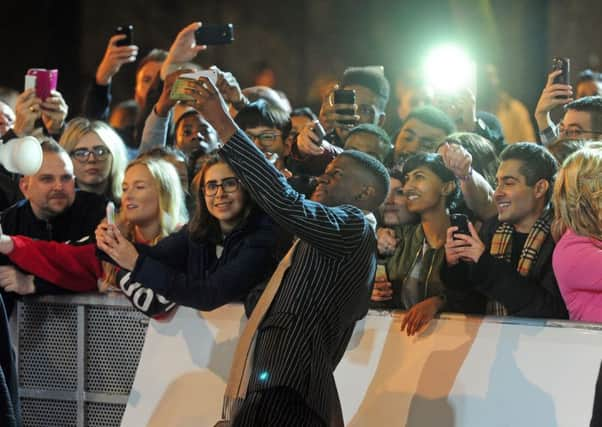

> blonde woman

[
  {"left": 0, "top": 157, "right": 187, "bottom": 316},
  {"left": 552, "top": 147, "right": 602, "bottom": 322},
  {"left": 59, "top": 117, "right": 128, "bottom": 203}
]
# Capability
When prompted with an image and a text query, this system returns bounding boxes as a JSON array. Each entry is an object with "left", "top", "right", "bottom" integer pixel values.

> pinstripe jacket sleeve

[{"left": 220, "top": 130, "right": 368, "bottom": 259}]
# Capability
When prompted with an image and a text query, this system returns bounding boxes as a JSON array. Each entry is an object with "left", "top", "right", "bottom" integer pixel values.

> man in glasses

[
  {"left": 535, "top": 69, "right": 602, "bottom": 145},
  {"left": 0, "top": 139, "right": 106, "bottom": 314},
  {"left": 235, "top": 99, "right": 293, "bottom": 177}
]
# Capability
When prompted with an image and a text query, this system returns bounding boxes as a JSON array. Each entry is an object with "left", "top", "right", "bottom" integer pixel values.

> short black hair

[
  {"left": 341, "top": 67, "right": 390, "bottom": 111},
  {"left": 345, "top": 124, "right": 393, "bottom": 164},
  {"left": 499, "top": 143, "right": 558, "bottom": 202},
  {"left": 346, "top": 124, "right": 392, "bottom": 146},
  {"left": 565, "top": 96, "right": 602, "bottom": 134},
  {"left": 402, "top": 152, "right": 460, "bottom": 209},
  {"left": 405, "top": 106, "right": 456, "bottom": 136},
  {"left": 174, "top": 109, "right": 202, "bottom": 132},
  {"left": 338, "top": 150, "right": 390, "bottom": 207},
  {"left": 291, "top": 107, "right": 317, "bottom": 121},
  {"left": 235, "top": 99, "right": 292, "bottom": 139}
]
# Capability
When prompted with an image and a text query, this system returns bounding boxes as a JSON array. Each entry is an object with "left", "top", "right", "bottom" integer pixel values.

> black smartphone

[
  {"left": 114, "top": 25, "right": 133, "bottom": 46},
  {"left": 450, "top": 213, "right": 470, "bottom": 238},
  {"left": 333, "top": 89, "right": 356, "bottom": 125},
  {"left": 552, "top": 57, "right": 570, "bottom": 85},
  {"left": 194, "top": 24, "right": 234, "bottom": 45}
]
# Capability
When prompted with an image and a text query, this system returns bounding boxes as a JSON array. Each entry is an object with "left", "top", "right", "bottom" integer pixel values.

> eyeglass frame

[
  {"left": 202, "top": 177, "right": 242, "bottom": 196},
  {"left": 558, "top": 125, "right": 602, "bottom": 139},
  {"left": 70, "top": 145, "right": 111, "bottom": 162},
  {"left": 245, "top": 130, "right": 282, "bottom": 148}
]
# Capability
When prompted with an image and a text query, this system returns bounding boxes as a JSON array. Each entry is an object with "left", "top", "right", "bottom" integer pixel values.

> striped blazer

[{"left": 221, "top": 131, "right": 377, "bottom": 425}]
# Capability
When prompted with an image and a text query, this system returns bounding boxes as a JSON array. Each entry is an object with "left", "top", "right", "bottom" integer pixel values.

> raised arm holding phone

[{"left": 170, "top": 33, "right": 389, "bottom": 424}]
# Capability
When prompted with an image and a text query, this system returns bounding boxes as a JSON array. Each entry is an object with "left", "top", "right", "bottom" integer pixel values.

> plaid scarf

[{"left": 487, "top": 208, "right": 553, "bottom": 315}]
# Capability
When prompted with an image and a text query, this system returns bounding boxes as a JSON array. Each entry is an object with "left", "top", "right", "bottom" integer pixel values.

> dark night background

[{"left": 2, "top": 0, "right": 601, "bottom": 128}]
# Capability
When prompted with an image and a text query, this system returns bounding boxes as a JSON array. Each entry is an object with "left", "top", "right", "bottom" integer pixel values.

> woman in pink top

[{"left": 552, "top": 146, "right": 602, "bottom": 322}]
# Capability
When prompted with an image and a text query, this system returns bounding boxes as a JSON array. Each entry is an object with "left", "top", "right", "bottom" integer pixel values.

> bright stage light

[{"left": 424, "top": 44, "right": 476, "bottom": 95}]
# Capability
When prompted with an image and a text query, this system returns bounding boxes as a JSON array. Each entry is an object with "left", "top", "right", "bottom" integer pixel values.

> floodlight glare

[{"left": 424, "top": 44, "right": 476, "bottom": 95}]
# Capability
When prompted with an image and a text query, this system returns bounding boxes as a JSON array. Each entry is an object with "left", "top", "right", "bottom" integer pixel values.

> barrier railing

[{"left": 15, "top": 294, "right": 602, "bottom": 426}]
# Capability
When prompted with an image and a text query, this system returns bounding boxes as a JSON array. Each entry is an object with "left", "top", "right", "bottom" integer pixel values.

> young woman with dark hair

[{"left": 371, "top": 153, "right": 485, "bottom": 335}]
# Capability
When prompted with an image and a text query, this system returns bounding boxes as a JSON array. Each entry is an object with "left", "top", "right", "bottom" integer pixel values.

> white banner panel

[{"left": 121, "top": 305, "right": 602, "bottom": 427}]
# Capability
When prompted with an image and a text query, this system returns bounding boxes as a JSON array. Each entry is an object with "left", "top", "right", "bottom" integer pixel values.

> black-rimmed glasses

[
  {"left": 203, "top": 177, "right": 241, "bottom": 196},
  {"left": 70, "top": 146, "right": 110, "bottom": 162}
]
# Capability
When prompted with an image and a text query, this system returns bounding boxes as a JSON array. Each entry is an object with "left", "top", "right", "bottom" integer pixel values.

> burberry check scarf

[{"left": 487, "top": 208, "right": 553, "bottom": 315}]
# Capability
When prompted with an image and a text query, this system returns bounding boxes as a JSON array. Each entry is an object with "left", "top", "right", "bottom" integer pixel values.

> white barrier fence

[{"left": 121, "top": 305, "right": 602, "bottom": 427}]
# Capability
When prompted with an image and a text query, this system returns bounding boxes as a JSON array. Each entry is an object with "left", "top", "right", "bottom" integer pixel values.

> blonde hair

[
  {"left": 59, "top": 117, "right": 128, "bottom": 201},
  {"left": 552, "top": 147, "right": 602, "bottom": 241},
  {"left": 101, "top": 157, "right": 188, "bottom": 290}
]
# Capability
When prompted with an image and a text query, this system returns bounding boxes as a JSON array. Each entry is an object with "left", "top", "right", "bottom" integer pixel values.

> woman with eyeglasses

[
  {"left": 0, "top": 156, "right": 185, "bottom": 311},
  {"left": 94, "top": 152, "right": 288, "bottom": 313},
  {"left": 59, "top": 117, "right": 128, "bottom": 204},
  {"left": 0, "top": 153, "right": 286, "bottom": 317}
]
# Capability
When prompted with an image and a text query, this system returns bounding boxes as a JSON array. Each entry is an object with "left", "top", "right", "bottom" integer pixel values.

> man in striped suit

[{"left": 186, "top": 73, "right": 389, "bottom": 426}]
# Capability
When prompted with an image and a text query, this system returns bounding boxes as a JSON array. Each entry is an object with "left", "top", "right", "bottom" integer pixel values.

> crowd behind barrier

[{"left": 1, "top": 19, "right": 602, "bottom": 427}]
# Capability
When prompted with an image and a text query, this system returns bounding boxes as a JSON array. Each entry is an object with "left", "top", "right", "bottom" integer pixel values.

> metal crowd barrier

[{"left": 15, "top": 293, "right": 147, "bottom": 427}]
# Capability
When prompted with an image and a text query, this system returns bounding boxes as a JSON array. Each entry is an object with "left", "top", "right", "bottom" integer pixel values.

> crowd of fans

[{"left": 1, "top": 20, "right": 602, "bottom": 426}]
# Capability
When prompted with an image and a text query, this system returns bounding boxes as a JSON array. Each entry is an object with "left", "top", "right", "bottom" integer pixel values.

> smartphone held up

[
  {"left": 114, "top": 25, "right": 134, "bottom": 46},
  {"left": 169, "top": 69, "right": 219, "bottom": 102},
  {"left": 24, "top": 69, "right": 58, "bottom": 101},
  {"left": 332, "top": 89, "right": 356, "bottom": 126},
  {"left": 552, "top": 57, "right": 570, "bottom": 85},
  {"left": 195, "top": 24, "right": 234, "bottom": 45}
]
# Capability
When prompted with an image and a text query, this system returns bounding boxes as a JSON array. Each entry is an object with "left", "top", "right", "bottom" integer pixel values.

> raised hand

[
  {"left": 155, "top": 69, "right": 194, "bottom": 117},
  {"left": 41, "top": 90, "right": 68, "bottom": 135},
  {"left": 95, "top": 34, "right": 139, "bottom": 86},
  {"left": 439, "top": 142, "right": 472, "bottom": 179},
  {"left": 212, "top": 66, "right": 247, "bottom": 108},
  {"left": 319, "top": 86, "right": 359, "bottom": 131},
  {"left": 161, "top": 22, "right": 206, "bottom": 79},
  {"left": 182, "top": 76, "right": 237, "bottom": 141},
  {"left": 13, "top": 89, "right": 42, "bottom": 137},
  {"left": 296, "top": 121, "right": 326, "bottom": 156},
  {"left": 534, "top": 70, "right": 573, "bottom": 132}
]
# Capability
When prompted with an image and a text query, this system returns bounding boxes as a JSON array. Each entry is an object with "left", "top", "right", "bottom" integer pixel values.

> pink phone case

[{"left": 26, "top": 69, "right": 58, "bottom": 101}]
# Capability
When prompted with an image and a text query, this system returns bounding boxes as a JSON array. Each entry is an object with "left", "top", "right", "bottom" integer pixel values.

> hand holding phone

[
  {"left": 24, "top": 69, "right": 58, "bottom": 101},
  {"left": 450, "top": 213, "right": 470, "bottom": 239},
  {"left": 552, "top": 57, "right": 570, "bottom": 85},
  {"left": 372, "top": 263, "right": 393, "bottom": 302},
  {"left": 170, "top": 70, "right": 219, "bottom": 102},
  {"left": 332, "top": 89, "right": 357, "bottom": 126}
]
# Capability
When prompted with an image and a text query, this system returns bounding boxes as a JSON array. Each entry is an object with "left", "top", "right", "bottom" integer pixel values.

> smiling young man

[
  {"left": 442, "top": 143, "right": 567, "bottom": 319},
  {"left": 184, "top": 73, "right": 389, "bottom": 427}
]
